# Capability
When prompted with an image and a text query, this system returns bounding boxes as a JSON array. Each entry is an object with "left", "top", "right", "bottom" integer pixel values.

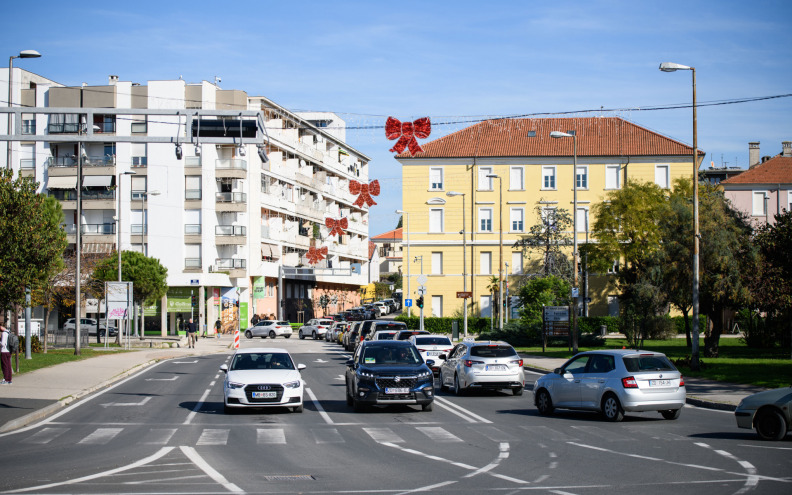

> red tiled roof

[
  {"left": 368, "top": 241, "right": 377, "bottom": 260},
  {"left": 371, "top": 227, "right": 402, "bottom": 241},
  {"left": 721, "top": 155, "right": 792, "bottom": 185},
  {"left": 397, "top": 117, "right": 700, "bottom": 158}
]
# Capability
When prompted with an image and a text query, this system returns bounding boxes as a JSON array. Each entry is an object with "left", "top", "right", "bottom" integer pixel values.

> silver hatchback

[{"left": 533, "top": 350, "right": 686, "bottom": 422}]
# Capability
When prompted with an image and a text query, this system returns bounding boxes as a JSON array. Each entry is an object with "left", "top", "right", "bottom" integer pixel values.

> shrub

[
  {"left": 577, "top": 316, "right": 619, "bottom": 335},
  {"left": 17, "top": 335, "right": 43, "bottom": 353}
]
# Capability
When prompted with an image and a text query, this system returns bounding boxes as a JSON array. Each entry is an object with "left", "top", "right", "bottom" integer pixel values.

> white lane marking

[
  {"left": 433, "top": 396, "right": 492, "bottom": 424},
  {"left": 313, "top": 428, "right": 345, "bottom": 444},
  {"left": 550, "top": 491, "right": 579, "bottom": 495},
  {"left": 393, "top": 480, "right": 457, "bottom": 494},
  {"left": 209, "top": 380, "right": 216, "bottom": 387},
  {"left": 257, "top": 428, "right": 286, "bottom": 444},
  {"left": 463, "top": 443, "right": 513, "bottom": 479},
  {"left": 738, "top": 443, "right": 792, "bottom": 451},
  {"left": 21, "top": 427, "right": 68, "bottom": 444},
  {"left": 697, "top": 442, "right": 760, "bottom": 493},
  {"left": 416, "top": 427, "right": 463, "bottom": 443},
  {"left": 305, "top": 387, "right": 334, "bottom": 425},
  {"left": 145, "top": 376, "right": 179, "bottom": 382},
  {"left": 197, "top": 428, "right": 229, "bottom": 445},
  {"left": 77, "top": 427, "right": 123, "bottom": 445},
  {"left": 2, "top": 447, "right": 174, "bottom": 493},
  {"left": 335, "top": 374, "right": 346, "bottom": 381},
  {"left": 364, "top": 428, "right": 404, "bottom": 444},
  {"left": 100, "top": 396, "right": 152, "bottom": 408},
  {"left": 314, "top": 358, "right": 328, "bottom": 363},
  {"left": 141, "top": 428, "right": 177, "bottom": 445},
  {"left": 183, "top": 387, "right": 212, "bottom": 425},
  {"left": 180, "top": 446, "right": 244, "bottom": 493},
  {"left": 173, "top": 360, "right": 198, "bottom": 364}
]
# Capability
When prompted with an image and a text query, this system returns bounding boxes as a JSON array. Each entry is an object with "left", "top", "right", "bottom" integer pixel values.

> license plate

[
  {"left": 427, "top": 351, "right": 441, "bottom": 356},
  {"left": 385, "top": 387, "right": 409, "bottom": 394},
  {"left": 486, "top": 364, "right": 508, "bottom": 371},
  {"left": 252, "top": 391, "right": 277, "bottom": 399},
  {"left": 649, "top": 379, "right": 672, "bottom": 387}
]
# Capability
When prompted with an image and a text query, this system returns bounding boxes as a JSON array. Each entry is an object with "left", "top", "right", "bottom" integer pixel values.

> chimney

[
  {"left": 749, "top": 142, "right": 760, "bottom": 168},
  {"left": 108, "top": 75, "right": 119, "bottom": 86},
  {"left": 782, "top": 141, "right": 792, "bottom": 157}
]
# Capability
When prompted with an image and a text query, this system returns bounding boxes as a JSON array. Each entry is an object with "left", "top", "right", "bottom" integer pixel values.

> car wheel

[
  {"left": 269, "top": 331, "right": 276, "bottom": 339},
  {"left": 284, "top": 335, "right": 291, "bottom": 339},
  {"left": 602, "top": 394, "right": 624, "bottom": 422},
  {"left": 312, "top": 331, "right": 317, "bottom": 340},
  {"left": 346, "top": 381, "right": 353, "bottom": 406},
  {"left": 453, "top": 374, "right": 465, "bottom": 396},
  {"left": 293, "top": 404, "right": 304, "bottom": 413},
  {"left": 513, "top": 386, "right": 524, "bottom": 396},
  {"left": 299, "top": 330, "right": 305, "bottom": 339},
  {"left": 353, "top": 397, "right": 366, "bottom": 413},
  {"left": 536, "top": 389, "right": 554, "bottom": 415},
  {"left": 245, "top": 330, "right": 252, "bottom": 339},
  {"left": 660, "top": 408, "right": 682, "bottom": 420},
  {"left": 755, "top": 408, "right": 787, "bottom": 441},
  {"left": 422, "top": 402, "right": 433, "bottom": 412}
]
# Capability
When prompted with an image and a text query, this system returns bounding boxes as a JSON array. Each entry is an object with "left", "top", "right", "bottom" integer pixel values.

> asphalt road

[{"left": 1, "top": 337, "right": 789, "bottom": 495}]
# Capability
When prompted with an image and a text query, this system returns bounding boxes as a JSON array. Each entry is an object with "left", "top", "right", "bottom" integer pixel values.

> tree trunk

[
  {"left": 682, "top": 310, "right": 691, "bottom": 348},
  {"left": 43, "top": 307, "right": 50, "bottom": 353},
  {"left": 704, "top": 309, "right": 724, "bottom": 358}
]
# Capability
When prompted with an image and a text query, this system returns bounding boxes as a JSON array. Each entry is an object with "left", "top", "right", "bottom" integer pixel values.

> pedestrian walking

[
  {"left": 215, "top": 318, "right": 222, "bottom": 338},
  {"left": 251, "top": 313, "right": 260, "bottom": 326},
  {"left": 186, "top": 318, "right": 197, "bottom": 348},
  {"left": 1, "top": 324, "right": 13, "bottom": 384}
]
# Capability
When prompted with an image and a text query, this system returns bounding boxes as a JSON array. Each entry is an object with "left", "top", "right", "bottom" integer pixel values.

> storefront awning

[
  {"left": 83, "top": 175, "right": 113, "bottom": 187},
  {"left": 47, "top": 176, "right": 78, "bottom": 189}
]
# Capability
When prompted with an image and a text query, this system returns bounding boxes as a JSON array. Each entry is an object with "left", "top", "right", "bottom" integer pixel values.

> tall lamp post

[
  {"left": 396, "top": 210, "right": 410, "bottom": 317},
  {"left": 446, "top": 191, "right": 467, "bottom": 338},
  {"left": 117, "top": 171, "right": 136, "bottom": 341},
  {"left": 550, "top": 131, "right": 579, "bottom": 353},
  {"left": 660, "top": 61, "right": 700, "bottom": 370},
  {"left": 6, "top": 50, "right": 41, "bottom": 169},
  {"left": 485, "top": 174, "right": 504, "bottom": 331}
]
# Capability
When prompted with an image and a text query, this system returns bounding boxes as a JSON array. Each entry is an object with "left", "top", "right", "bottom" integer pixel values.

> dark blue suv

[{"left": 345, "top": 340, "right": 435, "bottom": 412}]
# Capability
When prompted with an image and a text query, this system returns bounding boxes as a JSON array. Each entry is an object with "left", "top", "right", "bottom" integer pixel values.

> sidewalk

[{"left": 0, "top": 334, "right": 232, "bottom": 433}]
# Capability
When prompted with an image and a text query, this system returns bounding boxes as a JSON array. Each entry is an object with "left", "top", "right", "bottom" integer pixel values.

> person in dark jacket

[{"left": 186, "top": 318, "right": 197, "bottom": 348}]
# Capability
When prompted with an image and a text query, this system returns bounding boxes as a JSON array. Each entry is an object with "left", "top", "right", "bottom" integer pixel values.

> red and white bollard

[{"left": 233, "top": 328, "right": 240, "bottom": 349}]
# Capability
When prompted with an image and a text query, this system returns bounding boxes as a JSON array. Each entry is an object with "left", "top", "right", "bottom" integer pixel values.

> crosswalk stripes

[
  {"left": 197, "top": 428, "right": 229, "bottom": 445},
  {"left": 257, "top": 428, "right": 287, "bottom": 444},
  {"left": 363, "top": 427, "right": 404, "bottom": 444},
  {"left": 141, "top": 428, "right": 178, "bottom": 445},
  {"left": 312, "top": 428, "right": 345, "bottom": 444},
  {"left": 416, "top": 426, "right": 463, "bottom": 443},
  {"left": 77, "top": 427, "right": 123, "bottom": 445},
  {"left": 21, "top": 427, "right": 68, "bottom": 444}
]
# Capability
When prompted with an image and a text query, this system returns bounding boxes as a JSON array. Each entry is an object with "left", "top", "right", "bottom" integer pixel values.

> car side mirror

[
  {"left": 439, "top": 354, "right": 447, "bottom": 360},
  {"left": 426, "top": 359, "right": 435, "bottom": 367},
  {"left": 220, "top": 364, "right": 228, "bottom": 373},
  {"left": 297, "top": 363, "right": 307, "bottom": 371},
  {"left": 346, "top": 359, "right": 354, "bottom": 367},
  {"left": 553, "top": 368, "right": 561, "bottom": 374}
]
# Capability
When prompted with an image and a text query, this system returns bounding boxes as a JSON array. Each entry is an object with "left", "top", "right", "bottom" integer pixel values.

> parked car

[
  {"left": 345, "top": 340, "right": 435, "bottom": 412},
  {"left": 327, "top": 321, "right": 348, "bottom": 342},
  {"left": 373, "top": 301, "right": 390, "bottom": 315},
  {"left": 63, "top": 318, "right": 117, "bottom": 337},
  {"left": 365, "top": 304, "right": 382, "bottom": 319},
  {"left": 371, "top": 330, "right": 398, "bottom": 340},
  {"left": 440, "top": 339, "right": 525, "bottom": 396},
  {"left": 735, "top": 387, "right": 792, "bottom": 440},
  {"left": 298, "top": 318, "right": 334, "bottom": 340},
  {"left": 533, "top": 350, "right": 686, "bottom": 422},
  {"left": 395, "top": 330, "right": 430, "bottom": 341},
  {"left": 363, "top": 321, "right": 408, "bottom": 343},
  {"left": 344, "top": 321, "right": 363, "bottom": 351},
  {"left": 329, "top": 314, "right": 346, "bottom": 322},
  {"left": 245, "top": 320, "right": 293, "bottom": 339},
  {"left": 382, "top": 298, "right": 400, "bottom": 312},
  {"left": 220, "top": 347, "right": 306, "bottom": 413},
  {"left": 409, "top": 334, "right": 454, "bottom": 375}
]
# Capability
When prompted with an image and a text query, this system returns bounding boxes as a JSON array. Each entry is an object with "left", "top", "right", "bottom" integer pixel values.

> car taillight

[
  {"left": 679, "top": 376, "right": 685, "bottom": 387},
  {"left": 622, "top": 376, "right": 638, "bottom": 388},
  {"left": 510, "top": 359, "right": 523, "bottom": 367},
  {"left": 464, "top": 360, "right": 484, "bottom": 367}
]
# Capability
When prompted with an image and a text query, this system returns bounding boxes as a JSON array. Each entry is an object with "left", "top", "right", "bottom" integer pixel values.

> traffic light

[
  {"left": 191, "top": 294, "right": 197, "bottom": 307},
  {"left": 416, "top": 296, "right": 424, "bottom": 309}
]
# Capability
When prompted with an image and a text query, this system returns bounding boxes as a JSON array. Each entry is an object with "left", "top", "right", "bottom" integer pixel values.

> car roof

[
  {"left": 360, "top": 339, "right": 413, "bottom": 348},
  {"left": 233, "top": 347, "right": 290, "bottom": 354},
  {"left": 459, "top": 339, "right": 512, "bottom": 347},
  {"left": 574, "top": 349, "right": 666, "bottom": 357}
]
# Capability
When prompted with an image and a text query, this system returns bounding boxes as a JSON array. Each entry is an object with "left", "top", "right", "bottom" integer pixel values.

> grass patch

[
  {"left": 11, "top": 346, "right": 129, "bottom": 376},
  {"left": 516, "top": 338, "right": 792, "bottom": 389}
]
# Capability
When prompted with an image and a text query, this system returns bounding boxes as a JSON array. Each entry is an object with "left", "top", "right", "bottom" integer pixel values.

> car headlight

[
  {"left": 284, "top": 380, "right": 302, "bottom": 389},
  {"left": 357, "top": 370, "right": 375, "bottom": 379},
  {"left": 227, "top": 381, "right": 245, "bottom": 389},
  {"left": 417, "top": 370, "right": 432, "bottom": 379}
]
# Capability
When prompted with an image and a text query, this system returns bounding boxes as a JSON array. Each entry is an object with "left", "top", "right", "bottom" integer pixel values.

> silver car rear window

[
  {"left": 622, "top": 355, "right": 676, "bottom": 372},
  {"left": 470, "top": 345, "right": 517, "bottom": 358}
]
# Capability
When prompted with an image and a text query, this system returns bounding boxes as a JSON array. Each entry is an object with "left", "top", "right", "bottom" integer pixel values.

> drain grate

[{"left": 262, "top": 475, "right": 315, "bottom": 481}]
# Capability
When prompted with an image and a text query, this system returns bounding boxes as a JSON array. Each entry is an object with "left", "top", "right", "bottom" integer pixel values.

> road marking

[
  {"left": 365, "top": 427, "right": 404, "bottom": 444},
  {"left": 394, "top": 480, "right": 457, "bottom": 494},
  {"left": 145, "top": 375, "right": 179, "bottom": 381},
  {"left": 184, "top": 387, "right": 212, "bottom": 425},
  {"left": 305, "top": 387, "right": 334, "bottom": 425},
  {"left": 463, "top": 443, "right": 513, "bottom": 479},
  {"left": 313, "top": 428, "right": 345, "bottom": 444},
  {"left": 697, "top": 442, "right": 760, "bottom": 493},
  {"left": 78, "top": 427, "right": 123, "bottom": 445},
  {"left": 197, "top": 428, "right": 229, "bottom": 445},
  {"left": 335, "top": 374, "right": 346, "bottom": 381},
  {"left": 100, "top": 396, "right": 152, "bottom": 408},
  {"left": 21, "top": 427, "right": 68, "bottom": 444},
  {"left": 141, "top": 428, "right": 177, "bottom": 445},
  {"left": 257, "top": 428, "right": 286, "bottom": 444},
  {"left": 433, "top": 396, "right": 492, "bottom": 423},
  {"left": 314, "top": 358, "right": 328, "bottom": 363},
  {"left": 416, "top": 427, "right": 463, "bottom": 443},
  {"left": 738, "top": 444, "right": 792, "bottom": 451},
  {"left": 173, "top": 360, "right": 198, "bottom": 364},
  {"left": 181, "top": 446, "right": 244, "bottom": 493}
]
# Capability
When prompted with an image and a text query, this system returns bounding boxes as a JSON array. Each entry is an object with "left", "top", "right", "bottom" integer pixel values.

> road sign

[
  {"left": 571, "top": 287, "right": 579, "bottom": 298},
  {"left": 543, "top": 306, "right": 569, "bottom": 322},
  {"left": 190, "top": 279, "right": 200, "bottom": 285},
  {"left": 417, "top": 286, "right": 426, "bottom": 295},
  {"left": 405, "top": 299, "right": 412, "bottom": 307},
  {"left": 417, "top": 274, "right": 428, "bottom": 285},
  {"left": 456, "top": 291, "right": 472, "bottom": 299}
]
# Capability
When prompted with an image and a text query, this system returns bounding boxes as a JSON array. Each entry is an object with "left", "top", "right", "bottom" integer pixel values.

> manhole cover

[{"left": 262, "top": 475, "right": 315, "bottom": 481}]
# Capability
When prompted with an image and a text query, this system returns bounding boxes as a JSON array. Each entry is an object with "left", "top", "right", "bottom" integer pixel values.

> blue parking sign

[{"left": 405, "top": 299, "right": 412, "bottom": 307}]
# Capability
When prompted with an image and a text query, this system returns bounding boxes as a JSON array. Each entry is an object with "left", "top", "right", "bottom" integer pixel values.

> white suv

[{"left": 63, "top": 318, "right": 117, "bottom": 337}]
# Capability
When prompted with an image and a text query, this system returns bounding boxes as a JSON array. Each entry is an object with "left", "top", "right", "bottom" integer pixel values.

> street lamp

[
  {"left": 550, "top": 130, "right": 579, "bottom": 353},
  {"left": 396, "top": 210, "right": 410, "bottom": 317},
  {"left": 446, "top": 191, "right": 468, "bottom": 338},
  {"left": 485, "top": 174, "right": 504, "bottom": 331},
  {"left": 660, "top": 61, "right": 700, "bottom": 369},
  {"left": 6, "top": 50, "right": 41, "bottom": 169}
]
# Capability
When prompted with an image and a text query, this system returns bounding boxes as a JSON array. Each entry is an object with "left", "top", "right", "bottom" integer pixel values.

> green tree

[
  {"left": 752, "top": 209, "right": 792, "bottom": 343},
  {"left": 0, "top": 169, "right": 68, "bottom": 318},
  {"left": 513, "top": 205, "right": 573, "bottom": 280},
  {"left": 516, "top": 275, "right": 571, "bottom": 337}
]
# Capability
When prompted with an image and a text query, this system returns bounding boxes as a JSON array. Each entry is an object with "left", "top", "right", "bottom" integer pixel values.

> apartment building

[
  {"left": 395, "top": 117, "right": 700, "bottom": 318},
  {"left": 4, "top": 70, "right": 371, "bottom": 333}
]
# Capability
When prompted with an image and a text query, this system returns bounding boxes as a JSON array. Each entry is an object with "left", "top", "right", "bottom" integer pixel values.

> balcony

[
  {"left": 131, "top": 156, "right": 147, "bottom": 168},
  {"left": 184, "top": 224, "right": 202, "bottom": 235},
  {"left": 20, "top": 158, "right": 35, "bottom": 170},
  {"left": 216, "top": 159, "right": 247, "bottom": 179},
  {"left": 215, "top": 225, "right": 247, "bottom": 236},
  {"left": 184, "top": 258, "right": 202, "bottom": 270},
  {"left": 216, "top": 258, "right": 246, "bottom": 269},
  {"left": 215, "top": 191, "right": 246, "bottom": 203},
  {"left": 47, "top": 155, "right": 115, "bottom": 168},
  {"left": 62, "top": 223, "right": 116, "bottom": 235},
  {"left": 185, "top": 189, "right": 202, "bottom": 200},
  {"left": 185, "top": 156, "right": 202, "bottom": 168},
  {"left": 131, "top": 224, "right": 148, "bottom": 235}
]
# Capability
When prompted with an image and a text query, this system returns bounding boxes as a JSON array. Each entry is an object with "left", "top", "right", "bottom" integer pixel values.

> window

[
  {"left": 131, "top": 176, "right": 147, "bottom": 200},
  {"left": 576, "top": 208, "right": 588, "bottom": 233},
  {"left": 22, "top": 113, "right": 35, "bottom": 134},
  {"left": 431, "top": 295, "right": 443, "bottom": 317},
  {"left": 605, "top": 165, "right": 621, "bottom": 189},
  {"left": 20, "top": 143, "right": 34, "bottom": 169},
  {"left": 511, "top": 251, "right": 523, "bottom": 275},
  {"left": 788, "top": 191, "right": 792, "bottom": 212},
  {"left": 510, "top": 208, "right": 524, "bottom": 232},
  {"left": 185, "top": 244, "right": 201, "bottom": 269},
  {"left": 480, "top": 295, "right": 492, "bottom": 318},
  {"left": 509, "top": 166, "right": 524, "bottom": 190},
  {"left": 185, "top": 209, "right": 201, "bottom": 234},
  {"left": 260, "top": 174, "right": 269, "bottom": 194},
  {"left": 478, "top": 167, "right": 493, "bottom": 190},
  {"left": 185, "top": 176, "right": 202, "bottom": 200},
  {"left": 103, "top": 143, "right": 116, "bottom": 160},
  {"left": 429, "top": 208, "right": 444, "bottom": 233},
  {"left": 429, "top": 167, "right": 443, "bottom": 190},
  {"left": 131, "top": 209, "right": 147, "bottom": 234},
  {"left": 542, "top": 166, "right": 556, "bottom": 189},
  {"left": 752, "top": 191, "right": 768, "bottom": 216},
  {"left": 576, "top": 166, "right": 588, "bottom": 189},
  {"left": 480, "top": 251, "right": 492, "bottom": 275},
  {"left": 131, "top": 143, "right": 147, "bottom": 167},
  {"left": 131, "top": 118, "right": 147, "bottom": 134},
  {"left": 431, "top": 252, "right": 443, "bottom": 275},
  {"left": 655, "top": 165, "right": 669, "bottom": 189},
  {"left": 479, "top": 208, "right": 493, "bottom": 232}
]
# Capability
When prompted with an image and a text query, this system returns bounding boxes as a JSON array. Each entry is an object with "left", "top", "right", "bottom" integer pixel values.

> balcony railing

[
  {"left": 62, "top": 223, "right": 116, "bottom": 235},
  {"left": 185, "top": 258, "right": 202, "bottom": 269},
  {"left": 185, "top": 190, "right": 202, "bottom": 200},
  {"left": 82, "top": 189, "right": 115, "bottom": 201},
  {"left": 215, "top": 225, "right": 247, "bottom": 236},
  {"left": 185, "top": 156, "right": 202, "bottom": 168},
  {"left": 20, "top": 158, "right": 35, "bottom": 169},
  {"left": 47, "top": 123, "right": 81, "bottom": 134},
  {"left": 215, "top": 192, "right": 246, "bottom": 203},
  {"left": 215, "top": 258, "right": 246, "bottom": 269},
  {"left": 131, "top": 224, "right": 147, "bottom": 234},
  {"left": 47, "top": 155, "right": 115, "bottom": 167},
  {"left": 216, "top": 159, "right": 247, "bottom": 170},
  {"left": 184, "top": 224, "right": 201, "bottom": 234}
]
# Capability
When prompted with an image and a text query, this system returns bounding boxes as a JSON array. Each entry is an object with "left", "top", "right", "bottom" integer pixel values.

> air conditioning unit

[{"left": 208, "top": 266, "right": 214, "bottom": 273}]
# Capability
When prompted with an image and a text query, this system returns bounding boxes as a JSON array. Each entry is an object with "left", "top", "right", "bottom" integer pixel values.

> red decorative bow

[
  {"left": 386, "top": 117, "right": 431, "bottom": 155},
  {"left": 307, "top": 246, "right": 328, "bottom": 265},
  {"left": 325, "top": 217, "right": 348, "bottom": 237},
  {"left": 349, "top": 180, "right": 380, "bottom": 208}
]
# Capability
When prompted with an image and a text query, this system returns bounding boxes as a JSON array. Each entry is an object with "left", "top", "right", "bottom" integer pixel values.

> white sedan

[
  {"left": 298, "top": 318, "right": 334, "bottom": 340},
  {"left": 220, "top": 348, "right": 306, "bottom": 413}
]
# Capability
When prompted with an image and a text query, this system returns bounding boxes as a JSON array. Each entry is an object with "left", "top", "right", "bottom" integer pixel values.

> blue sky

[{"left": 4, "top": 0, "right": 790, "bottom": 234}]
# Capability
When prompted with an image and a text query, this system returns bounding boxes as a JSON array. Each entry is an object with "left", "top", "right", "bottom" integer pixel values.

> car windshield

[
  {"left": 230, "top": 352, "right": 294, "bottom": 371},
  {"left": 375, "top": 323, "right": 407, "bottom": 330},
  {"left": 375, "top": 332, "right": 396, "bottom": 340},
  {"left": 362, "top": 346, "right": 422, "bottom": 365},
  {"left": 470, "top": 345, "right": 517, "bottom": 358},
  {"left": 622, "top": 354, "right": 676, "bottom": 372},
  {"left": 414, "top": 337, "right": 452, "bottom": 346}
]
